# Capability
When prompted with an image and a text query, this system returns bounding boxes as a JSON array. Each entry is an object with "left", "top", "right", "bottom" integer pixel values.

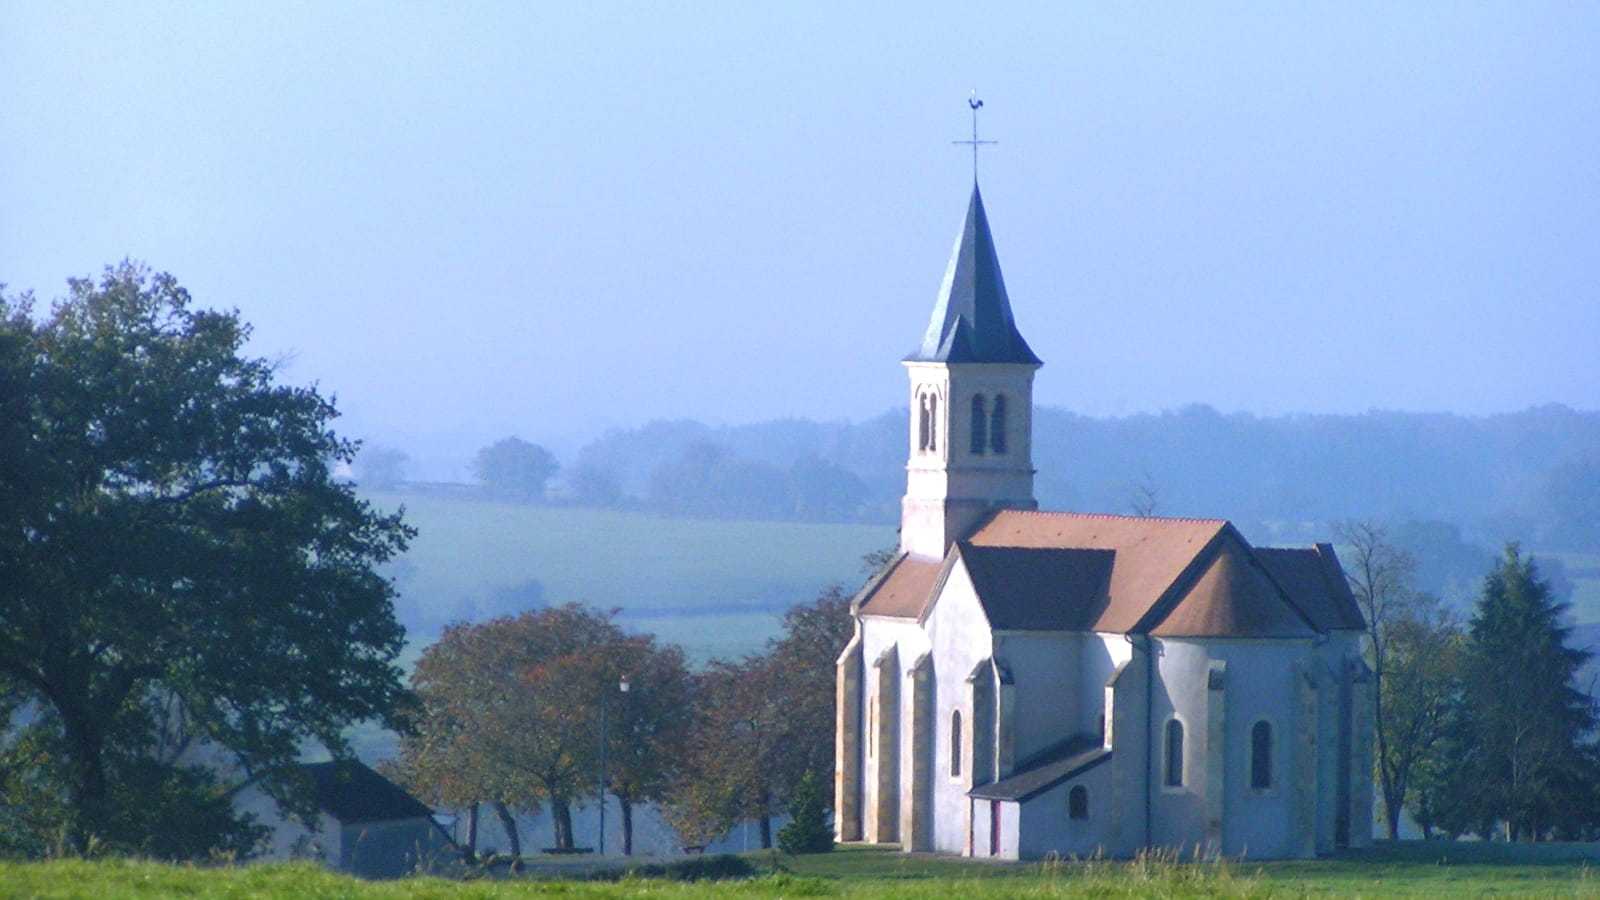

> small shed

[{"left": 255, "top": 760, "right": 457, "bottom": 878}]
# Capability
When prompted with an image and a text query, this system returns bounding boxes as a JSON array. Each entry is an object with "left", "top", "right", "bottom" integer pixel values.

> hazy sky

[{"left": 5, "top": 3, "right": 1597, "bottom": 470}]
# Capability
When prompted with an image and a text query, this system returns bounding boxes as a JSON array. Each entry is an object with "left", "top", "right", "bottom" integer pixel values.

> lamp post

[{"left": 599, "top": 674, "right": 629, "bottom": 856}]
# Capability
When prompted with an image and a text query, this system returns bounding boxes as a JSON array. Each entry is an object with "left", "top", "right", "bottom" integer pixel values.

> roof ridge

[{"left": 996, "top": 508, "right": 1230, "bottom": 526}]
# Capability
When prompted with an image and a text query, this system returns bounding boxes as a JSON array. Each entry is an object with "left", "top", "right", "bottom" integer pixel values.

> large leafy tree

[
  {"left": 604, "top": 635, "right": 692, "bottom": 855},
  {"left": 1338, "top": 521, "right": 1466, "bottom": 839},
  {"left": 400, "top": 604, "right": 690, "bottom": 855},
  {"left": 1453, "top": 545, "right": 1599, "bottom": 840},
  {"left": 666, "top": 584, "right": 853, "bottom": 849},
  {"left": 472, "top": 437, "right": 557, "bottom": 502},
  {"left": 0, "top": 264, "right": 414, "bottom": 853}
]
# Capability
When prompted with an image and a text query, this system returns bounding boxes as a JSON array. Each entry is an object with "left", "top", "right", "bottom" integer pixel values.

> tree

[
  {"left": 605, "top": 637, "right": 693, "bottom": 855},
  {"left": 776, "top": 771, "right": 833, "bottom": 855},
  {"left": 666, "top": 584, "right": 853, "bottom": 849},
  {"left": 1129, "top": 473, "right": 1159, "bottom": 517},
  {"left": 392, "top": 620, "right": 523, "bottom": 860},
  {"left": 567, "top": 457, "right": 623, "bottom": 507},
  {"left": 0, "top": 263, "right": 414, "bottom": 854},
  {"left": 472, "top": 437, "right": 557, "bottom": 502},
  {"left": 399, "top": 604, "right": 691, "bottom": 855},
  {"left": 355, "top": 444, "right": 410, "bottom": 490},
  {"left": 1374, "top": 597, "right": 1465, "bottom": 839},
  {"left": 786, "top": 457, "right": 866, "bottom": 520},
  {"left": 669, "top": 653, "right": 788, "bottom": 848},
  {"left": 1338, "top": 520, "right": 1457, "bottom": 839},
  {"left": 1453, "top": 545, "right": 1599, "bottom": 840},
  {"left": 768, "top": 585, "right": 855, "bottom": 788}
]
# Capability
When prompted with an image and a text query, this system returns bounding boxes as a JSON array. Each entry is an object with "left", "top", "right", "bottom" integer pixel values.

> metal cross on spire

[{"left": 952, "top": 91, "right": 997, "bottom": 183}]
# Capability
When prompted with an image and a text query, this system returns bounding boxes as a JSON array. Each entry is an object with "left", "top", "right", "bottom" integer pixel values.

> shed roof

[
  {"left": 304, "top": 761, "right": 434, "bottom": 825},
  {"left": 968, "top": 734, "right": 1110, "bottom": 802}
]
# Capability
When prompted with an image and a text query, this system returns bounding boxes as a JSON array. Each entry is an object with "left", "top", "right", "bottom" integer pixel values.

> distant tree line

[{"left": 402, "top": 404, "right": 1599, "bottom": 547}]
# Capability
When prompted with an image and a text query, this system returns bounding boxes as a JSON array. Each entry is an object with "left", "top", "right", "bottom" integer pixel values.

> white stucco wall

[
  {"left": 1017, "top": 760, "right": 1114, "bottom": 860},
  {"left": 993, "top": 632, "right": 1080, "bottom": 764},
  {"left": 1146, "top": 637, "right": 1321, "bottom": 858},
  {"left": 850, "top": 581, "right": 1366, "bottom": 861},
  {"left": 922, "top": 563, "right": 994, "bottom": 855}
]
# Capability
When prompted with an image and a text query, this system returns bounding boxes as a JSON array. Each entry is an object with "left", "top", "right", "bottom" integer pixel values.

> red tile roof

[
  {"left": 1149, "top": 534, "right": 1316, "bottom": 638},
  {"left": 855, "top": 511, "right": 1365, "bottom": 638},
  {"left": 855, "top": 555, "right": 945, "bottom": 619}
]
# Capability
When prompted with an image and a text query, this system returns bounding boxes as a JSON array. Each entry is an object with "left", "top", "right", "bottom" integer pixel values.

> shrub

[{"left": 777, "top": 772, "right": 833, "bottom": 855}]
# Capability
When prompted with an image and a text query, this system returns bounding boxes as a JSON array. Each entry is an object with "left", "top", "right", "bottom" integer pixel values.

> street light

[{"left": 599, "top": 674, "right": 630, "bottom": 856}]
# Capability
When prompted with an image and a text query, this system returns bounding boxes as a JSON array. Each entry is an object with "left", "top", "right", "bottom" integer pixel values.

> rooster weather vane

[{"left": 953, "top": 91, "right": 996, "bottom": 182}]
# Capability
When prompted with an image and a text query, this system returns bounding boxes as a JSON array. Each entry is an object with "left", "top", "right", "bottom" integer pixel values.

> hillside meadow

[
  {"left": 372, "top": 492, "right": 894, "bottom": 662},
  {"left": 6, "top": 843, "right": 1600, "bottom": 898},
  {"left": 375, "top": 493, "right": 1600, "bottom": 660}
]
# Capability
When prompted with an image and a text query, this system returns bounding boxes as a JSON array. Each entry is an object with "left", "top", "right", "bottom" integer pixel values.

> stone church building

[{"left": 834, "top": 185, "right": 1373, "bottom": 860}]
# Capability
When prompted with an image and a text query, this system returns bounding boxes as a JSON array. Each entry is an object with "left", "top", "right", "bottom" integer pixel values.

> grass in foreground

[{"left": 6, "top": 842, "right": 1600, "bottom": 899}]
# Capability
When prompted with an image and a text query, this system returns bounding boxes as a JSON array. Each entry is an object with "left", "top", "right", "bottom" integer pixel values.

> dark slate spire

[{"left": 907, "top": 185, "right": 1041, "bottom": 365}]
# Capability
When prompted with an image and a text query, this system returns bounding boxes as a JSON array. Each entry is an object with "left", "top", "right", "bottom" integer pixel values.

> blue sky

[{"left": 4, "top": 2, "right": 1597, "bottom": 466}]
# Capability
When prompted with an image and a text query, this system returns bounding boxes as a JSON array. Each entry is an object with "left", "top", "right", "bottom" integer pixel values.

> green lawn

[
  {"left": 8, "top": 843, "right": 1600, "bottom": 899},
  {"left": 371, "top": 493, "right": 893, "bottom": 662}
]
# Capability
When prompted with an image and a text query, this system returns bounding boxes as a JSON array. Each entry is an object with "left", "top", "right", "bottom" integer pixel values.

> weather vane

[{"left": 952, "top": 91, "right": 996, "bottom": 183}]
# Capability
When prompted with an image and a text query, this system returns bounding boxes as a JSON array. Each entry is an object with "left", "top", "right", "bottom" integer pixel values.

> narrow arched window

[
  {"left": 917, "top": 393, "right": 931, "bottom": 451},
  {"left": 928, "top": 394, "right": 939, "bottom": 451},
  {"left": 1164, "top": 718, "right": 1184, "bottom": 787},
  {"left": 1068, "top": 785, "right": 1089, "bottom": 820},
  {"left": 989, "top": 395, "right": 1007, "bottom": 454},
  {"left": 950, "top": 710, "right": 963, "bottom": 777},
  {"left": 1251, "top": 720, "right": 1272, "bottom": 789},
  {"left": 970, "top": 395, "right": 987, "bottom": 455}
]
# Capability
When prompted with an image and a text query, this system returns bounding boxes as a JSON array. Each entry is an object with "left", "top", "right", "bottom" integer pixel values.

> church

[{"left": 833, "top": 184, "right": 1373, "bottom": 860}]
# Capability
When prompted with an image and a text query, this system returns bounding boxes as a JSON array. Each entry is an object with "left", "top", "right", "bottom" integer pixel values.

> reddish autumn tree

[
  {"left": 666, "top": 584, "right": 853, "bottom": 849},
  {"left": 397, "top": 604, "right": 691, "bottom": 855},
  {"left": 395, "top": 618, "right": 536, "bottom": 858},
  {"left": 604, "top": 636, "right": 693, "bottom": 855}
]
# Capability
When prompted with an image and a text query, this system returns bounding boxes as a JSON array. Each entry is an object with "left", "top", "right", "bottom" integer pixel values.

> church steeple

[
  {"left": 900, "top": 187, "right": 1042, "bottom": 560},
  {"left": 907, "top": 185, "right": 1041, "bottom": 366}
]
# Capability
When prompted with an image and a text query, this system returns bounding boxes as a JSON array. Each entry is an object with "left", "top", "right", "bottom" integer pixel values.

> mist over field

[{"left": 368, "top": 401, "right": 1600, "bottom": 663}]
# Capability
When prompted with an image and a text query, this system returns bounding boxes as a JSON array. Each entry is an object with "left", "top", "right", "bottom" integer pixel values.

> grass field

[
  {"left": 371, "top": 492, "right": 894, "bottom": 663},
  {"left": 6, "top": 843, "right": 1600, "bottom": 898},
  {"left": 1549, "top": 551, "right": 1600, "bottom": 625}
]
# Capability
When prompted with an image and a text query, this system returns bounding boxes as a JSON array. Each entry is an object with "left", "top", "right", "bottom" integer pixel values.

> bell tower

[{"left": 900, "top": 185, "right": 1041, "bottom": 560}]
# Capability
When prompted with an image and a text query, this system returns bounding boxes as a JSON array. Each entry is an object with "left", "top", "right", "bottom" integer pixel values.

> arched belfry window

[
  {"left": 917, "top": 390, "right": 940, "bottom": 453},
  {"left": 1251, "top": 720, "right": 1273, "bottom": 789},
  {"left": 989, "top": 395, "right": 1008, "bottom": 454},
  {"left": 917, "top": 393, "right": 931, "bottom": 452},
  {"left": 950, "top": 710, "right": 963, "bottom": 777},
  {"left": 1068, "top": 785, "right": 1089, "bottom": 820},
  {"left": 970, "top": 395, "right": 987, "bottom": 455},
  {"left": 1164, "top": 718, "right": 1184, "bottom": 787}
]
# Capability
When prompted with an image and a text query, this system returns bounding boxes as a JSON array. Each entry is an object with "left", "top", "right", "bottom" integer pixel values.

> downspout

[
  {"left": 1125, "top": 632, "right": 1154, "bottom": 850},
  {"left": 1142, "top": 633, "right": 1155, "bottom": 849}
]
